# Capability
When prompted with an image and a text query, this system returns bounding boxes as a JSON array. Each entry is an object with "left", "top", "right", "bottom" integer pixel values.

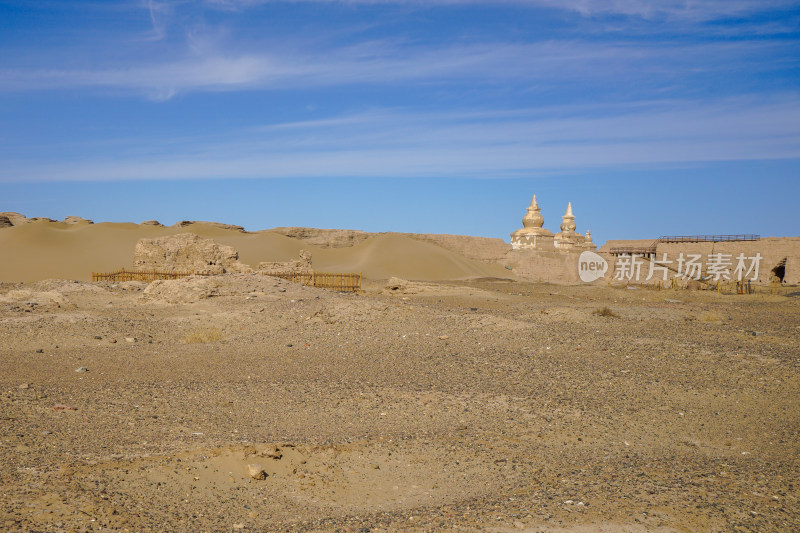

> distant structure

[{"left": 510, "top": 195, "right": 595, "bottom": 251}]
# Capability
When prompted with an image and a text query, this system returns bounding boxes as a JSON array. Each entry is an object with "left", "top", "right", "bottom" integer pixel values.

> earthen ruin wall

[
  {"left": 505, "top": 249, "right": 583, "bottom": 284},
  {"left": 599, "top": 237, "right": 800, "bottom": 284}
]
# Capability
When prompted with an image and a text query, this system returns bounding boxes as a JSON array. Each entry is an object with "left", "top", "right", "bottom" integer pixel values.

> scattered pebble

[
  {"left": 0, "top": 270, "right": 793, "bottom": 531},
  {"left": 247, "top": 464, "right": 267, "bottom": 480}
]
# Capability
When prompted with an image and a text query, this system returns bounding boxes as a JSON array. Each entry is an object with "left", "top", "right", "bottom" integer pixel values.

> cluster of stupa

[{"left": 510, "top": 195, "right": 595, "bottom": 251}]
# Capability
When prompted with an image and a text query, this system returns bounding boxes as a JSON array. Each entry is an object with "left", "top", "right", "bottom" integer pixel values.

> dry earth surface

[{"left": 1, "top": 275, "right": 798, "bottom": 532}]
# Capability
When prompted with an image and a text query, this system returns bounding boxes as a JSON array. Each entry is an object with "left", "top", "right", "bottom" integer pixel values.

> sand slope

[
  {"left": 0, "top": 220, "right": 510, "bottom": 282},
  {"left": 314, "top": 233, "right": 508, "bottom": 280}
]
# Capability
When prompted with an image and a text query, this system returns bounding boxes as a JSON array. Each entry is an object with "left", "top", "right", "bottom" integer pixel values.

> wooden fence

[
  {"left": 91, "top": 268, "right": 205, "bottom": 282},
  {"left": 91, "top": 267, "right": 362, "bottom": 292},
  {"left": 265, "top": 271, "right": 362, "bottom": 292}
]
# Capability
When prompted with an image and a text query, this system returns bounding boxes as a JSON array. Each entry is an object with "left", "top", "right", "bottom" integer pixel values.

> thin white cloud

[
  {"left": 202, "top": 0, "right": 797, "bottom": 21},
  {"left": 147, "top": 0, "right": 162, "bottom": 38},
  {"left": 3, "top": 96, "right": 798, "bottom": 182},
  {"left": 516, "top": 0, "right": 796, "bottom": 20},
  {"left": 0, "top": 39, "right": 791, "bottom": 99}
]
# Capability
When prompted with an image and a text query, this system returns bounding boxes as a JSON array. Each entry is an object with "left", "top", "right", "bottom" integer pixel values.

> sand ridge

[{"left": 0, "top": 219, "right": 510, "bottom": 282}]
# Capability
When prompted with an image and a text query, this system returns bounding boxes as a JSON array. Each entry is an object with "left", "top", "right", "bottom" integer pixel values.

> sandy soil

[
  {"left": 1, "top": 274, "right": 798, "bottom": 532},
  {"left": 0, "top": 221, "right": 510, "bottom": 282}
]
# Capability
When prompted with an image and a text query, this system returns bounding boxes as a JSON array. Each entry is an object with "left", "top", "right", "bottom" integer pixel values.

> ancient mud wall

[
  {"left": 599, "top": 237, "right": 800, "bottom": 284},
  {"left": 505, "top": 249, "right": 583, "bottom": 284},
  {"left": 269, "top": 227, "right": 371, "bottom": 248},
  {"left": 133, "top": 233, "right": 250, "bottom": 274},
  {"left": 258, "top": 250, "right": 313, "bottom": 273}
]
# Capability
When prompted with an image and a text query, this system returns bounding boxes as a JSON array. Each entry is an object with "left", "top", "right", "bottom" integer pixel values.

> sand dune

[
  {"left": 313, "top": 233, "right": 508, "bottom": 280},
  {"left": 0, "top": 221, "right": 168, "bottom": 281},
  {"left": 0, "top": 219, "right": 510, "bottom": 282}
]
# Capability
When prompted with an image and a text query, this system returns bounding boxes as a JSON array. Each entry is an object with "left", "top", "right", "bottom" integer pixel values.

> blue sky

[{"left": 1, "top": 0, "right": 799, "bottom": 244}]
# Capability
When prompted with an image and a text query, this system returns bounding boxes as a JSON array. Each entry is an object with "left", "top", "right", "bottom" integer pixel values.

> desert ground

[
  {"left": 1, "top": 270, "right": 799, "bottom": 532},
  {"left": 1, "top": 216, "right": 799, "bottom": 531}
]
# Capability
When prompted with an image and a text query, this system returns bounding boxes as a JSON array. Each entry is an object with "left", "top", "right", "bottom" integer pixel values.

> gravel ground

[{"left": 0, "top": 274, "right": 798, "bottom": 532}]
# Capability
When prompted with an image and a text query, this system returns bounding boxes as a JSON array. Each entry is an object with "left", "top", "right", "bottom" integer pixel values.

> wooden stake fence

[
  {"left": 265, "top": 271, "right": 362, "bottom": 292},
  {"left": 91, "top": 267, "right": 205, "bottom": 282},
  {"left": 91, "top": 267, "right": 362, "bottom": 292}
]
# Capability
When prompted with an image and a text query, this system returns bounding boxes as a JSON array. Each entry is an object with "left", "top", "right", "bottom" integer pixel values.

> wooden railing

[
  {"left": 608, "top": 243, "right": 659, "bottom": 256},
  {"left": 92, "top": 267, "right": 362, "bottom": 292},
  {"left": 265, "top": 271, "right": 362, "bottom": 292},
  {"left": 610, "top": 234, "right": 761, "bottom": 255},
  {"left": 658, "top": 234, "right": 760, "bottom": 243},
  {"left": 91, "top": 268, "right": 206, "bottom": 282}
]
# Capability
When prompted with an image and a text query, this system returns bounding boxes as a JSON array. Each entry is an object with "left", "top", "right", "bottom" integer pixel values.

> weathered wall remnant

[
  {"left": 258, "top": 250, "right": 313, "bottom": 273},
  {"left": 133, "top": 233, "right": 250, "bottom": 274},
  {"left": 599, "top": 237, "right": 800, "bottom": 285},
  {"left": 63, "top": 216, "right": 93, "bottom": 225},
  {"left": 270, "top": 227, "right": 370, "bottom": 248}
]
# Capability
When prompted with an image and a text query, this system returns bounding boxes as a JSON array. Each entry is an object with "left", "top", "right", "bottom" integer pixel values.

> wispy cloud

[
  {"left": 1, "top": 0, "right": 796, "bottom": 192},
  {"left": 3, "top": 96, "right": 798, "bottom": 182},
  {"left": 0, "top": 38, "right": 792, "bottom": 100},
  {"left": 202, "top": 0, "right": 798, "bottom": 21},
  {"left": 514, "top": 0, "right": 796, "bottom": 20},
  {"left": 143, "top": 0, "right": 171, "bottom": 41}
]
